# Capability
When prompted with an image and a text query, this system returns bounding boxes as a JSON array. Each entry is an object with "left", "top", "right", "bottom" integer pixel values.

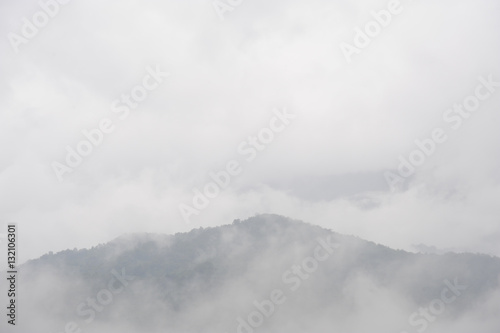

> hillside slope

[{"left": 18, "top": 214, "right": 500, "bottom": 333}]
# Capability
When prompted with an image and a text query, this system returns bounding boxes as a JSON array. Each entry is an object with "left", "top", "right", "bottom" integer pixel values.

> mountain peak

[{"left": 18, "top": 214, "right": 500, "bottom": 333}]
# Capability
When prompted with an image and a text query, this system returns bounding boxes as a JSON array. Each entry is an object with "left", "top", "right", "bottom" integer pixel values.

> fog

[
  {"left": 1, "top": 0, "right": 499, "bottom": 331},
  {"left": 12, "top": 215, "right": 500, "bottom": 333}
]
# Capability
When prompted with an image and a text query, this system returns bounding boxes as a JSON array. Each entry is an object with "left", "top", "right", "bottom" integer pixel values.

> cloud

[{"left": 0, "top": 0, "right": 499, "bottom": 263}]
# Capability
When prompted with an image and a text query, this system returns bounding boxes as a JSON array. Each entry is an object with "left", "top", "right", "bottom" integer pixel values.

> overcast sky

[{"left": 1, "top": 0, "right": 499, "bottom": 263}]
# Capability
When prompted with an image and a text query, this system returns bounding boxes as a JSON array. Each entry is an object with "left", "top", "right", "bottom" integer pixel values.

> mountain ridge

[{"left": 17, "top": 214, "right": 500, "bottom": 333}]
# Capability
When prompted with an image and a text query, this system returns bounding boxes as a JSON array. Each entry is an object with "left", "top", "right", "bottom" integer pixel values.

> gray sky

[{"left": 1, "top": 0, "right": 499, "bottom": 263}]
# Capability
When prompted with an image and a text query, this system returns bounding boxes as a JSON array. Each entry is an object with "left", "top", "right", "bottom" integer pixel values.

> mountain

[{"left": 16, "top": 214, "right": 500, "bottom": 333}]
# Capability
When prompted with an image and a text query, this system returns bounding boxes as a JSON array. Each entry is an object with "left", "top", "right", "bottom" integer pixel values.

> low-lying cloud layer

[{"left": 16, "top": 216, "right": 500, "bottom": 333}]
